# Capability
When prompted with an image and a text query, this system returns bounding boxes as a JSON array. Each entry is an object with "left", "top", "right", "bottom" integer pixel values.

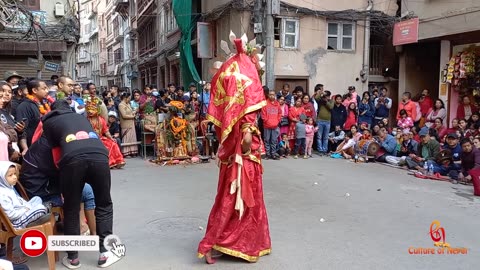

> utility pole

[
  {"left": 33, "top": 26, "right": 43, "bottom": 79},
  {"left": 265, "top": 0, "right": 275, "bottom": 89}
]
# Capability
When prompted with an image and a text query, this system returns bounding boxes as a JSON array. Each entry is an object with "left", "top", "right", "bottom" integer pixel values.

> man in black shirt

[
  {"left": 42, "top": 100, "right": 122, "bottom": 268},
  {"left": 15, "top": 79, "right": 49, "bottom": 146}
]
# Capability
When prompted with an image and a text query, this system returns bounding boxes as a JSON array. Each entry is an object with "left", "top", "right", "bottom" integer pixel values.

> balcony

[
  {"left": 114, "top": 0, "right": 129, "bottom": 19},
  {"left": 89, "top": 27, "right": 98, "bottom": 39}
]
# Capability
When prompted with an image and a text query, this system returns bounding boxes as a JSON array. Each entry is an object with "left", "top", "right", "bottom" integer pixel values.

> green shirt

[{"left": 315, "top": 97, "right": 334, "bottom": 121}]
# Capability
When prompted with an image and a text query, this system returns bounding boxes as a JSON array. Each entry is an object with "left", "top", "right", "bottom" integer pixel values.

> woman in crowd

[
  {"left": 358, "top": 91, "right": 374, "bottom": 127},
  {"left": 456, "top": 95, "right": 477, "bottom": 121},
  {"left": 278, "top": 96, "right": 289, "bottom": 140},
  {"left": 130, "top": 89, "right": 141, "bottom": 113},
  {"left": 118, "top": 93, "right": 138, "bottom": 157},
  {"left": 85, "top": 94, "right": 126, "bottom": 169},
  {"left": 288, "top": 98, "right": 305, "bottom": 149},
  {"left": 397, "top": 109, "right": 414, "bottom": 130},
  {"left": 343, "top": 102, "right": 358, "bottom": 131},
  {"left": 425, "top": 99, "right": 446, "bottom": 128},
  {"left": 432, "top": 117, "right": 448, "bottom": 142},
  {"left": 0, "top": 83, "right": 27, "bottom": 161},
  {"left": 302, "top": 94, "right": 315, "bottom": 119}
]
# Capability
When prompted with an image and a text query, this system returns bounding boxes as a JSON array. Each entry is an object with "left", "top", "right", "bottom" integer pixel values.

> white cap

[{"left": 108, "top": 111, "right": 118, "bottom": 118}]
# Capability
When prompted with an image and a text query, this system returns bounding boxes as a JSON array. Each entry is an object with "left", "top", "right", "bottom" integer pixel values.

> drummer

[{"left": 375, "top": 128, "right": 397, "bottom": 163}]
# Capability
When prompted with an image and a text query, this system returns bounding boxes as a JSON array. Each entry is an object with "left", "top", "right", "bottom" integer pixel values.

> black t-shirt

[
  {"left": 42, "top": 109, "right": 108, "bottom": 166},
  {"left": 15, "top": 99, "right": 40, "bottom": 146},
  {"left": 109, "top": 121, "right": 120, "bottom": 136},
  {"left": 20, "top": 136, "right": 59, "bottom": 198}
]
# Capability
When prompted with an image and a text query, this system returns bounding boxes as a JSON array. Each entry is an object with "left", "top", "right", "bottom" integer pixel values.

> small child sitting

[
  {"left": 277, "top": 133, "right": 291, "bottom": 157},
  {"left": 0, "top": 161, "right": 50, "bottom": 229}
]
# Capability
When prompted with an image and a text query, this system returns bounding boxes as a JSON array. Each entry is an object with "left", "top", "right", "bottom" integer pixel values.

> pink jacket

[{"left": 305, "top": 124, "right": 318, "bottom": 138}]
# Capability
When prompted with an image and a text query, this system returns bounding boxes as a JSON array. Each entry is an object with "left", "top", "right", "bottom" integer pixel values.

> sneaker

[
  {"left": 303, "top": 155, "right": 308, "bottom": 159},
  {"left": 62, "top": 256, "right": 81, "bottom": 269},
  {"left": 293, "top": 155, "right": 298, "bottom": 159},
  {"left": 98, "top": 251, "right": 123, "bottom": 268}
]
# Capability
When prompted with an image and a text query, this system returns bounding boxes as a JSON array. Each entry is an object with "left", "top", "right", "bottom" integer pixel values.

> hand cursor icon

[{"left": 110, "top": 242, "right": 126, "bottom": 258}]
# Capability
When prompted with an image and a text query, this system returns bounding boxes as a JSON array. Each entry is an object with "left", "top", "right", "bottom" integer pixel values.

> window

[
  {"left": 106, "top": 16, "right": 111, "bottom": 36},
  {"left": 114, "top": 48, "right": 124, "bottom": 64},
  {"left": 80, "top": 47, "right": 87, "bottom": 59},
  {"left": 107, "top": 47, "right": 113, "bottom": 65},
  {"left": 165, "top": 5, "right": 177, "bottom": 32},
  {"left": 327, "top": 22, "right": 355, "bottom": 51},
  {"left": 274, "top": 18, "right": 299, "bottom": 49},
  {"left": 19, "top": 0, "right": 40, "bottom": 10}
]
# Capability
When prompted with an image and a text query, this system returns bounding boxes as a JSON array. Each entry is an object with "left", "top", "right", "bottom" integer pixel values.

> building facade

[
  {"left": 200, "top": 0, "right": 398, "bottom": 96},
  {"left": 398, "top": 1, "right": 480, "bottom": 124},
  {"left": 0, "top": 0, "right": 79, "bottom": 80}
]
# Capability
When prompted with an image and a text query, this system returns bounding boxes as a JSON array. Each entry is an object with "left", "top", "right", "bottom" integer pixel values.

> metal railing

[{"left": 369, "top": 45, "right": 384, "bottom": 76}]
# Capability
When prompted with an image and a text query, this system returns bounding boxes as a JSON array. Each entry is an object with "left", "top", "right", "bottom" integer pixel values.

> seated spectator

[
  {"left": 386, "top": 129, "right": 418, "bottom": 166},
  {"left": 328, "top": 125, "right": 345, "bottom": 152},
  {"left": 458, "top": 118, "right": 468, "bottom": 138},
  {"left": 359, "top": 122, "right": 369, "bottom": 132},
  {"left": 277, "top": 133, "right": 291, "bottom": 158},
  {"left": 473, "top": 136, "right": 480, "bottom": 149},
  {"left": 350, "top": 125, "right": 363, "bottom": 142},
  {"left": 372, "top": 124, "right": 380, "bottom": 136},
  {"left": 405, "top": 127, "right": 440, "bottom": 173},
  {"left": 411, "top": 126, "right": 420, "bottom": 142},
  {"left": 375, "top": 127, "right": 397, "bottom": 162},
  {"left": 430, "top": 149, "right": 459, "bottom": 180},
  {"left": 0, "top": 161, "right": 50, "bottom": 229},
  {"left": 458, "top": 138, "right": 480, "bottom": 184},
  {"left": 442, "top": 133, "right": 462, "bottom": 163},
  {"left": 432, "top": 117, "right": 448, "bottom": 143},
  {"left": 334, "top": 131, "right": 356, "bottom": 159},
  {"left": 107, "top": 111, "right": 121, "bottom": 148},
  {"left": 397, "top": 109, "right": 414, "bottom": 130}
]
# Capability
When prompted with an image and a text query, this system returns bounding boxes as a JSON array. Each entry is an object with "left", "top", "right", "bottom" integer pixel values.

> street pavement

[{"left": 25, "top": 156, "right": 479, "bottom": 270}]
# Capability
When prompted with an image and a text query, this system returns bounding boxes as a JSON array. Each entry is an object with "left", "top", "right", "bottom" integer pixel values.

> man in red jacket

[
  {"left": 397, "top": 91, "right": 417, "bottom": 121},
  {"left": 261, "top": 90, "right": 282, "bottom": 159}
]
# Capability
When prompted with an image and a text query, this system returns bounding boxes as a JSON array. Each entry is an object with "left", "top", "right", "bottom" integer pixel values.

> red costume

[{"left": 197, "top": 38, "right": 271, "bottom": 263}]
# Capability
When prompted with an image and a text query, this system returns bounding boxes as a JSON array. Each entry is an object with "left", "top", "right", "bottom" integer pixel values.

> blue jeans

[
  {"left": 263, "top": 127, "right": 279, "bottom": 157},
  {"left": 41, "top": 183, "right": 96, "bottom": 210},
  {"left": 431, "top": 162, "right": 460, "bottom": 179},
  {"left": 316, "top": 120, "right": 330, "bottom": 153}
]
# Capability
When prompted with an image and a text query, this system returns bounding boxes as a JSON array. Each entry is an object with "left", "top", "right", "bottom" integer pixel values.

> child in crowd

[
  {"left": 305, "top": 118, "right": 318, "bottom": 158},
  {"left": 0, "top": 161, "right": 50, "bottom": 229},
  {"left": 277, "top": 133, "right": 291, "bottom": 158},
  {"left": 293, "top": 114, "right": 307, "bottom": 159},
  {"left": 328, "top": 125, "right": 345, "bottom": 152}
]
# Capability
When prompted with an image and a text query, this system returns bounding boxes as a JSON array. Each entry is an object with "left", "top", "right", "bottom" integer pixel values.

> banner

[{"left": 393, "top": 18, "right": 419, "bottom": 46}]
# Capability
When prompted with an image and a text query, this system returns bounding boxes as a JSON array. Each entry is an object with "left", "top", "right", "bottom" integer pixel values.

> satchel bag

[{"left": 280, "top": 116, "right": 289, "bottom": 127}]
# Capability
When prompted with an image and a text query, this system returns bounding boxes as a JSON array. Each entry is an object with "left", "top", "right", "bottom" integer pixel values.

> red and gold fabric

[{"left": 198, "top": 38, "right": 271, "bottom": 262}]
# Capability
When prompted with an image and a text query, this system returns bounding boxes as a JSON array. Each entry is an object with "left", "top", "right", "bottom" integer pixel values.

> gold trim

[{"left": 212, "top": 245, "right": 271, "bottom": 263}]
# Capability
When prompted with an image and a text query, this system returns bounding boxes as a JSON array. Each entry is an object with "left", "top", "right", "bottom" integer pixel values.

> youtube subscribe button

[
  {"left": 48, "top": 235, "right": 99, "bottom": 251},
  {"left": 20, "top": 230, "right": 47, "bottom": 257}
]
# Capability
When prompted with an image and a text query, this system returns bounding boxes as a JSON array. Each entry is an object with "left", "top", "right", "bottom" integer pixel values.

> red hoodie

[{"left": 261, "top": 100, "right": 282, "bottom": 129}]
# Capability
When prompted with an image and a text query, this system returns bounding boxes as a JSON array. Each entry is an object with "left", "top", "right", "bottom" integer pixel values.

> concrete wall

[
  {"left": 40, "top": 0, "right": 75, "bottom": 24},
  {"left": 402, "top": 0, "right": 480, "bottom": 40},
  {"left": 274, "top": 15, "right": 365, "bottom": 95},
  {"left": 283, "top": 0, "right": 397, "bottom": 14}
]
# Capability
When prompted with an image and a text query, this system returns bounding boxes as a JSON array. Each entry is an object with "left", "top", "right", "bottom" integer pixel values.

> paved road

[{"left": 26, "top": 156, "right": 479, "bottom": 270}]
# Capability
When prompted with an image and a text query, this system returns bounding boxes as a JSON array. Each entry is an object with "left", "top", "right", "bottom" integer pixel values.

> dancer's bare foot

[{"left": 205, "top": 251, "right": 216, "bottom": 264}]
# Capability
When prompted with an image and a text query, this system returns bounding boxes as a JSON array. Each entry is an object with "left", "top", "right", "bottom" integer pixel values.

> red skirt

[
  {"left": 197, "top": 159, "right": 271, "bottom": 262},
  {"left": 101, "top": 137, "right": 125, "bottom": 167}
]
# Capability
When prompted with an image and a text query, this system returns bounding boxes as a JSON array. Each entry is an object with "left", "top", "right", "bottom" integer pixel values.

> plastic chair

[
  {"left": 0, "top": 207, "right": 58, "bottom": 270},
  {"left": 15, "top": 180, "right": 64, "bottom": 222}
]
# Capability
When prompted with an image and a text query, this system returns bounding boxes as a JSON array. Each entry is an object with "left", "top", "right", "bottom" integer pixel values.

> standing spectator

[
  {"left": 347, "top": 86, "right": 360, "bottom": 106},
  {"left": 130, "top": 89, "right": 141, "bottom": 113},
  {"left": 330, "top": 95, "right": 347, "bottom": 131},
  {"left": 276, "top": 83, "right": 292, "bottom": 106},
  {"left": 278, "top": 96, "right": 289, "bottom": 140},
  {"left": 86, "top": 83, "right": 108, "bottom": 120},
  {"left": 288, "top": 98, "right": 306, "bottom": 149},
  {"left": 110, "top": 85, "right": 121, "bottom": 110},
  {"left": 314, "top": 90, "right": 333, "bottom": 155},
  {"left": 15, "top": 79, "right": 49, "bottom": 146},
  {"left": 4, "top": 71, "right": 23, "bottom": 90},
  {"left": 138, "top": 85, "right": 157, "bottom": 118},
  {"left": 302, "top": 94, "right": 315, "bottom": 119},
  {"left": 41, "top": 100, "right": 124, "bottom": 268},
  {"left": 343, "top": 102, "right": 358, "bottom": 131},
  {"left": 185, "top": 82, "right": 197, "bottom": 98},
  {"left": 293, "top": 115, "right": 307, "bottom": 159},
  {"left": 418, "top": 89, "right": 433, "bottom": 124},
  {"left": 373, "top": 87, "right": 392, "bottom": 126},
  {"left": 456, "top": 95, "right": 477, "bottom": 121},
  {"left": 305, "top": 118, "right": 318, "bottom": 158},
  {"left": 119, "top": 93, "right": 139, "bottom": 157},
  {"left": 311, "top": 84, "right": 323, "bottom": 113},
  {"left": 198, "top": 82, "right": 211, "bottom": 119},
  {"left": 261, "top": 90, "right": 282, "bottom": 160},
  {"left": 358, "top": 91, "right": 374, "bottom": 127},
  {"left": 397, "top": 92, "right": 417, "bottom": 121},
  {"left": 425, "top": 99, "right": 446, "bottom": 128}
]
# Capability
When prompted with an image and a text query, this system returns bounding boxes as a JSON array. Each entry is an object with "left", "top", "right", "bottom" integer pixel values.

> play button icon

[{"left": 20, "top": 230, "right": 47, "bottom": 257}]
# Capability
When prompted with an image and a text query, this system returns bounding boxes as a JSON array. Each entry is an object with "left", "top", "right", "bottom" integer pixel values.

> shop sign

[
  {"left": 44, "top": 61, "right": 60, "bottom": 72},
  {"left": 393, "top": 18, "right": 419, "bottom": 46}
]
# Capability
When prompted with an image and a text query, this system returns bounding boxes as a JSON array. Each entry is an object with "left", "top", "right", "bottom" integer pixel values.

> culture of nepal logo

[{"left": 408, "top": 220, "right": 468, "bottom": 255}]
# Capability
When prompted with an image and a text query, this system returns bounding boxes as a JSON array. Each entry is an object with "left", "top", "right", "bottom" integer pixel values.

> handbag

[{"left": 280, "top": 116, "right": 289, "bottom": 127}]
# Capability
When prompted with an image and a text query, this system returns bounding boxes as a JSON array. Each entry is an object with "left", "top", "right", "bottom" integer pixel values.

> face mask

[{"left": 392, "top": 131, "right": 397, "bottom": 136}]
